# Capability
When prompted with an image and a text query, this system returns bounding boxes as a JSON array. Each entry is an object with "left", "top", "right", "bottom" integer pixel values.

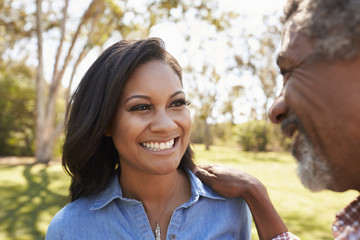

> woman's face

[{"left": 106, "top": 60, "right": 191, "bottom": 176}]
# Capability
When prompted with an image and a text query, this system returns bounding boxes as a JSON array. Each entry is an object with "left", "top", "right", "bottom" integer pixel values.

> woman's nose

[
  {"left": 150, "top": 110, "right": 177, "bottom": 132},
  {"left": 268, "top": 93, "right": 289, "bottom": 124}
]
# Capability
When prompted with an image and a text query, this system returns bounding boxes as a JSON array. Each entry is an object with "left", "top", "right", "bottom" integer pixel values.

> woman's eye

[
  {"left": 169, "top": 99, "right": 191, "bottom": 108},
  {"left": 129, "top": 104, "right": 152, "bottom": 111}
]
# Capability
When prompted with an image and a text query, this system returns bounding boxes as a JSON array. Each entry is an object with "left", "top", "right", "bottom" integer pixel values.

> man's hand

[
  {"left": 194, "top": 164, "right": 266, "bottom": 199},
  {"left": 194, "top": 164, "right": 289, "bottom": 240}
]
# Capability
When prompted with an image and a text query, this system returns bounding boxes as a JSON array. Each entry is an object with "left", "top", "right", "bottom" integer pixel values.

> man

[{"left": 195, "top": 0, "right": 360, "bottom": 239}]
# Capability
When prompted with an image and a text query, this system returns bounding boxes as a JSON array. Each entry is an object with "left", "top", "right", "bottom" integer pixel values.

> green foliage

[
  {"left": 211, "top": 122, "right": 238, "bottom": 147},
  {"left": 237, "top": 120, "right": 269, "bottom": 151},
  {"left": 236, "top": 120, "right": 292, "bottom": 152},
  {"left": 267, "top": 121, "right": 293, "bottom": 152},
  {"left": 0, "top": 1, "right": 34, "bottom": 57},
  {"left": 190, "top": 116, "right": 205, "bottom": 144},
  {"left": 0, "top": 63, "right": 36, "bottom": 156},
  {"left": 190, "top": 116, "right": 213, "bottom": 145},
  {"left": 190, "top": 118, "right": 292, "bottom": 152},
  {"left": 190, "top": 116, "right": 235, "bottom": 147}
]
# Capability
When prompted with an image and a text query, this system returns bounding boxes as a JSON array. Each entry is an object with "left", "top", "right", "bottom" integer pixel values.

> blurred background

[
  {"left": 0, "top": 0, "right": 289, "bottom": 159},
  {"left": 0, "top": 0, "right": 357, "bottom": 239}
]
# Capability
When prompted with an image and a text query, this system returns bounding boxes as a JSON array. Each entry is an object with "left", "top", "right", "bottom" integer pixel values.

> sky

[
  {"left": 68, "top": 0, "right": 287, "bottom": 68},
  {"left": 129, "top": 0, "right": 287, "bottom": 64},
  {"left": 146, "top": 0, "right": 288, "bottom": 122}
]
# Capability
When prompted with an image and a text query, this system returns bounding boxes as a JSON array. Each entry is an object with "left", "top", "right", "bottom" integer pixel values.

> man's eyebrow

[{"left": 276, "top": 53, "right": 293, "bottom": 75}]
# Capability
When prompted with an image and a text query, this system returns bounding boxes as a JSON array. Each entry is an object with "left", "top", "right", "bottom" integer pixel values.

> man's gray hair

[{"left": 282, "top": 0, "right": 360, "bottom": 60}]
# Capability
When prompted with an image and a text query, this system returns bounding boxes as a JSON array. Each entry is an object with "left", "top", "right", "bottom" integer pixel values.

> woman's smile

[{"left": 141, "top": 138, "right": 177, "bottom": 151}]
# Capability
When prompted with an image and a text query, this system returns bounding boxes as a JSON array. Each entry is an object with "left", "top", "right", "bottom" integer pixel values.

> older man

[{"left": 195, "top": 0, "right": 360, "bottom": 239}]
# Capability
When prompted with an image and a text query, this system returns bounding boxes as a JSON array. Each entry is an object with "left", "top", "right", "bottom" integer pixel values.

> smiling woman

[
  {"left": 105, "top": 60, "right": 192, "bottom": 177},
  {"left": 45, "top": 38, "right": 252, "bottom": 240}
]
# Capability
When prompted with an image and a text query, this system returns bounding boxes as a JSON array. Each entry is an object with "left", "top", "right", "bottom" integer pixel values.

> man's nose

[{"left": 268, "top": 93, "right": 288, "bottom": 124}]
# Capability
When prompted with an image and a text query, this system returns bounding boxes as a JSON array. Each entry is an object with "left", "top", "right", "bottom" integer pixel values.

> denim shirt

[{"left": 46, "top": 169, "right": 252, "bottom": 240}]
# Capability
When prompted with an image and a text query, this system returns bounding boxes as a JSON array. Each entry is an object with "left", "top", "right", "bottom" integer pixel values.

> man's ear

[{"left": 104, "top": 126, "right": 111, "bottom": 137}]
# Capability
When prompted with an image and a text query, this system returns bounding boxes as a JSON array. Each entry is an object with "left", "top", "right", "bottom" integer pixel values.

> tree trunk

[
  {"left": 35, "top": 0, "right": 49, "bottom": 164},
  {"left": 34, "top": 0, "right": 103, "bottom": 164},
  {"left": 36, "top": 131, "right": 55, "bottom": 164},
  {"left": 204, "top": 119, "right": 211, "bottom": 151}
]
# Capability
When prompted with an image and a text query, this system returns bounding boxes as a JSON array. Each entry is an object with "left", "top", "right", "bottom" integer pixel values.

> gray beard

[{"left": 292, "top": 133, "right": 334, "bottom": 192}]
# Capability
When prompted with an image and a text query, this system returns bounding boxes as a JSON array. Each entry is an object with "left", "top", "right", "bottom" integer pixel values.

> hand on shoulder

[
  {"left": 193, "top": 164, "right": 267, "bottom": 200},
  {"left": 194, "top": 164, "right": 291, "bottom": 240}
]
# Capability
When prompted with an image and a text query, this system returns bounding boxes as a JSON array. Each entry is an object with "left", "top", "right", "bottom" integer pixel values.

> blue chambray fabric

[{"left": 46, "top": 169, "right": 252, "bottom": 240}]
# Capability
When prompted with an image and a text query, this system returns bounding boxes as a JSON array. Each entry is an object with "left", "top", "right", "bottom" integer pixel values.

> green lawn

[
  {"left": 193, "top": 145, "right": 358, "bottom": 240},
  {"left": 0, "top": 145, "right": 358, "bottom": 240}
]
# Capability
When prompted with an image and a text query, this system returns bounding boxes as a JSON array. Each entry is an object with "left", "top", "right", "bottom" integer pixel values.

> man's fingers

[
  {"left": 196, "top": 164, "right": 219, "bottom": 174},
  {"left": 194, "top": 166, "right": 216, "bottom": 184}
]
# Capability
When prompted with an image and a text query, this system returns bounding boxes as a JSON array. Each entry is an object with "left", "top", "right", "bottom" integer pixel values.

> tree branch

[
  {"left": 35, "top": 0, "right": 45, "bottom": 136},
  {"left": 52, "top": 0, "right": 69, "bottom": 84},
  {"left": 46, "top": 0, "right": 104, "bottom": 119},
  {"left": 65, "top": 12, "right": 103, "bottom": 104}
]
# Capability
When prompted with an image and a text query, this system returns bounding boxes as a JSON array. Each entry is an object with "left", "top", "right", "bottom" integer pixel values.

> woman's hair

[
  {"left": 282, "top": 0, "right": 360, "bottom": 60},
  {"left": 63, "top": 38, "right": 195, "bottom": 202}
]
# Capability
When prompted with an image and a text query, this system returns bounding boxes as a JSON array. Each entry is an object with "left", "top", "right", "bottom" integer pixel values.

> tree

[
  {"left": 175, "top": 4, "right": 244, "bottom": 150},
  {"left": 2, "top": 0, "right": 241, "bottom": 161},
  {"left": 32, "top": 0, "right": 240, "bottom": 160},
  {"left": 221, "top": 85, "right": 244, "bottom": 125},
  {"left": 237, "top": 120, "right": 268, "bottom": 151},
  {"left": 248, "top": 15, "right": 282, "bottom": 120},
  {"left": 232, "top": 15, "right": 282, "bottom": 151},
  {"left": 186, "top": 62, "right": 246, "bottom": 150},
  {"left": 0, "top": 0, "right": 36, "bottom": 59},
  {"left": 233, "top": 14, "right": 282, "bottom": 121},
  {"left": 0, "top": 62, "right": 36, "bottom": 156},
  {"left": 35, "top": 0, "right": 118, "bottom": 163},
  {"left": 33, "top": 0, "right": 186, "bottom": 163}
]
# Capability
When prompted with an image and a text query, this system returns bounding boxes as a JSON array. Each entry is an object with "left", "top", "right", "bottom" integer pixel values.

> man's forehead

[{"left": 277, "top": 8, "right": 314, "bottom": 72}]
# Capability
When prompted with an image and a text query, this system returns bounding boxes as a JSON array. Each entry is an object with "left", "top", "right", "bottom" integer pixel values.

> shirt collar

[
  {"left": 184, "top": 168, "right": 225, "bottom": 208},
  {"left": 90, "top": 169, "right": 225, "bottom": 211},
  {"left": 90, "top": 175, "right": 125, "bottom": 210}
]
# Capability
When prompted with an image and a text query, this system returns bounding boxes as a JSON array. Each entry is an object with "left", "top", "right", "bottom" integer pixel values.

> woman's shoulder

[
  {"left": 46, "top": 176, "right": 122, "bottom": 239},
  {"left": 55, "top": 197, "right": 93, "bottom": 218},
  {"left": 186, "top": 168, "right": 249, "bottom": 208},
  {"left": 46, "top": 197, "right": 95, "bottom": 239}
]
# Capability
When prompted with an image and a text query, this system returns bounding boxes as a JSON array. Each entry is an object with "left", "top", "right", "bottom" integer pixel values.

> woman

[{"left": 46, "top": 38, "right": 251, "bottom": 240}]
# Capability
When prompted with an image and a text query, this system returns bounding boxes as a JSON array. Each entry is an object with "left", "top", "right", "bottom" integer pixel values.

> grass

[
  {"left": 0, "top": 145, "right": 358, "bottom": 239},
  {"left": 193, "top": 145, "right": 358, "bottom": 240},
  {"left": 0, "top": 164, "right": 70, "bottom": 240}
]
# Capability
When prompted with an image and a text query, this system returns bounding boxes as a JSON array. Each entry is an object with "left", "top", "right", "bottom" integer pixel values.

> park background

[{"left": 0, "top": 0, "right": 358, "bottom": 239}]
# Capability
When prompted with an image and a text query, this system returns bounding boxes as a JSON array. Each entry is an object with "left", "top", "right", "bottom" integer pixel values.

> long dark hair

[{"left": 62, "top": 38, "right": 195, "bottom": 202}]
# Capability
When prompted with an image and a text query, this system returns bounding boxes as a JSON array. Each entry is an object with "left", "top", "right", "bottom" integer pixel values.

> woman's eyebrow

[
  {"left": 170, "top": 90, "right": 185, "bottom": 98},
  {"left": 123, "top": 90, "right": 184, "bottom": 104},
  {"left": 123, "top": 95, "right": 150, "bottom": 104}
]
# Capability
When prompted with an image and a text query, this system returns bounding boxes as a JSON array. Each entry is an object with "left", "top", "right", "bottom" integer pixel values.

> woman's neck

[
  {"left": 120, "top": 169, "right": 191, "bottom": 239},
  {"left": 119, "top": 169, "right": 183, "bottom": 203}
]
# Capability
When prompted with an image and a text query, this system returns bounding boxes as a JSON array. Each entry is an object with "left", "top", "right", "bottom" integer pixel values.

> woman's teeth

[{"left": 142, "top": 139, "right": 175, "bottom": 151}]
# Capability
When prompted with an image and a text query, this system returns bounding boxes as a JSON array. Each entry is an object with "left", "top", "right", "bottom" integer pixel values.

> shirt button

[{"left": 169, "top": 234, "right": 176, "bottom": 240}]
